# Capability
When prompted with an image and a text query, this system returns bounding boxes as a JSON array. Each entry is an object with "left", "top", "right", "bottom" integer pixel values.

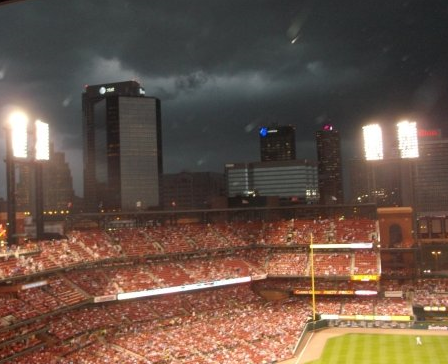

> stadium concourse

[{"left": 0, "top": 217, "right": 446, "bottom": 363}]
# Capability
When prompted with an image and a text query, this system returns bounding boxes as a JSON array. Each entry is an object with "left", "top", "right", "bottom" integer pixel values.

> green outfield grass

[{"left": 305, "top": 333, "right": 448, "bottom": 364}]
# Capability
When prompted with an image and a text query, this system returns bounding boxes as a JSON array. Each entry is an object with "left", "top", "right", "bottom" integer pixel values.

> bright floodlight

[
  {"left": 35, "top": 120, "right": 50, "bottom": 161},
  {"left": 363, "top": 124, "right": 383, "bottom": 160},
  {"left": 397, "top": 120, "right": 419, "bottom": 159},
  {"left": 8, "top": 111, "right": 29, "bottom": 158}
]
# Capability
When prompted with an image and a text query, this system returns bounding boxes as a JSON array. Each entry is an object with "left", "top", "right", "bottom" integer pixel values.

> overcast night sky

[{"left": 1, "top": 0, "right": 448, "bottom": 199}]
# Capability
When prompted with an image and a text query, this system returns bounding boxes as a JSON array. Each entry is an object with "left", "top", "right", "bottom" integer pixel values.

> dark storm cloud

[{"left": 1, "top": 0, "right": 448, "bottom": 198}]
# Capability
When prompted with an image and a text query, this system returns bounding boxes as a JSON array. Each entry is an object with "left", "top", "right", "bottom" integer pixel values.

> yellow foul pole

[{"left": 310, "top": 232, "right": 316, "bottom": 321}]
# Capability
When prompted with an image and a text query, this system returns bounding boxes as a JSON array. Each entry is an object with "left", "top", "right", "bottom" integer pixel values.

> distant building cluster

[{"left": 5, "top": 80, "right": 448, "bottom": 220}]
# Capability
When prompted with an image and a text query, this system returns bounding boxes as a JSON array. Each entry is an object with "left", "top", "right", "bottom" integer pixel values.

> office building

[
  {"left": 259, "top": 125, "right": 296, "bottom": 162},
  {"left": 315, "top": 124, "right": 343, "bottom": 204},
  {"left": 162, "top": 171, "right": 225, "bottom": 210},
  {"left": 42, "top": 144, "right": 75, "bottom": 212},
  {"left": 414, "top": 129, "right": 448, "bottom": 215},
  {"left": 15, "top": 164, "right": 34, "bottom": 213},
  {"left": 82, "top": 81, "right": 163, "bottom": 212},
  {"left": 349, "top": 158, "right": 403, "bottom": 206},
  {"left": 15, "top": 144, "right": 75, "bottom": 214},
  {"left": 225, "top": 160, "right": 318, "bottom": 204}
]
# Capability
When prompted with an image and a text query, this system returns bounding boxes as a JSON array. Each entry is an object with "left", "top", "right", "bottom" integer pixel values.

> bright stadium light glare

[
  {"left": 8, "top": 111, "right": 29, "bottom": 158},
  {"left": 397, "top": 120, "right": 419, "bottom": 159},
  {"left": 35, "top": 119, "right": 50, "bottom": 160},
  {"left": 363, "top": 124, "right": 383, "bottom": 160}
]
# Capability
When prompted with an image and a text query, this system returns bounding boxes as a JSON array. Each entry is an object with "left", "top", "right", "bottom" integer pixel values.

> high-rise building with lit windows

[
  {"left": 259, "top": 125, "right": 296, "bottom": 162},
  {"left": 225, "top": 160, "right": 318, "bottom": 204},
  {"left": 315, "top": 124, "right": 344, "bottom": 204},
  {"left": 82, "top": 80, "right": 163, "bottom": 212}
]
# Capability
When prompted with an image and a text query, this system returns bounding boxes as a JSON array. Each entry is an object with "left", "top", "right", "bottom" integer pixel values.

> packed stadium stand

[{"left": 0, "top": 214, "right": 443, "bottom": 363}]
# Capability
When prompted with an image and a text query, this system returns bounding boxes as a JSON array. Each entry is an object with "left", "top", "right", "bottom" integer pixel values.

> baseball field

[{"left": 283, "top": 328, "right": 448, "bottom": 364}]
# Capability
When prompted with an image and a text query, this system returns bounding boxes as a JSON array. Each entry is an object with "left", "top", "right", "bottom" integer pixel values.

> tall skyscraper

[
  {"left": 259, "top": 125, "right": 296, "bottom": 162},
  {"left": 316, "top": 124, "right": 344, "bottom": 204},
  {"left": 82, "top": 81, "right": 163, "bottom": 212}
]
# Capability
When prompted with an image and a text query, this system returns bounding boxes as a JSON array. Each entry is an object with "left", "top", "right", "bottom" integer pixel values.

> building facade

[
  {"left": 225, "top": 160, "right": 318, "bottom": 204},
  {"left": 162, "top": 171, "right": 225, "bottom": 210},
  {"left": 259, "top": 125, "right": 296, "bottom": 162},
  {"left": 82, "top": 81, "right": 163, "bottom": 212},
  {"left": 15, "top": 144, "right": 75, "bottom": 214},
  {"left": 315, "top": 124, "right": 344, "bottom": 204},
  {"left": 414, "top": 130, "right": 448, "bottom": 215},
  {"left": 42, "top": 144, "right": 75, "bottom": 212},
  {"left": 349, "top": 158, "right": 404, "bottom": 207}
]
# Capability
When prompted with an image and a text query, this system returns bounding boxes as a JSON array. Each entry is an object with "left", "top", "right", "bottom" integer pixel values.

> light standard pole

[
  {"left": 5, "top": 111, "right": 29, "bottom": 245},
  {"left": 3, "top": 112, "right": 49, "bottom": 243},
  {"left": 362, "top": 124, "right": 383, "bottom": 204}
]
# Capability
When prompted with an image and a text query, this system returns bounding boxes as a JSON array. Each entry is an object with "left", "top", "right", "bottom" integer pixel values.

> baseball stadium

[{"left": 1, "top": 204, "right": 448, "bottom": 364}]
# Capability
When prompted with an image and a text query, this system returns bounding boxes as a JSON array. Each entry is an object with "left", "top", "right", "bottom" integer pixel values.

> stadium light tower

[
  {"left": 5, "top": 111, "right": 29, "bottom": 245},
  {"left": 362, "top": 124, "right": 383, "bottom": 161},
  {"left": 397, "top": 120, "right": 419, "bottom": 159},
  {"left": 362, "top": 121, "right": 419, "bottom": 208},
  {"left": 396, "top": 120, "right": 419, "bottom": 212},
  {"left": 362, "top": 124, "right": 383, "bottom": 204},
  {"left": 4, "top": 111, "right": 50, "bottom": 244},
  {"left": 33, "top": 119, "right": 50, "bottom": 239}
]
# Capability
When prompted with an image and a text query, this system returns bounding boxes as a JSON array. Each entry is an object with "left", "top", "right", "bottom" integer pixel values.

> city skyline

[{"left": 1, "top": 0, "right": 448, "bottom": 198}]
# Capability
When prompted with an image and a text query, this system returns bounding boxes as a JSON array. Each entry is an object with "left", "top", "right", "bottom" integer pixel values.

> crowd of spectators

[
  {"left": 6, "top": 285, "right": 310, "bottom": 364},
  {"left": 0, "top": 218, "right": 378, "bottom": 282},
  {"left": 412, "top": 279, "right": 448, "bottom": 307},
  {"left": 1, "top": 218, "right": 443, "bottom": 363}
]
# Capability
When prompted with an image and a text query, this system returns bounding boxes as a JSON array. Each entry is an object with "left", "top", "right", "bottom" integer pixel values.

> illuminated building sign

[
  {"left": 99, "top": 86, "right": 116, "bottom": 94},
  {"left": 294, "top": 289, "right": 355, "bottom": 295},
  {"left": 351, "top": 274, "right": 379, "bottom": 281},
  {"left": 418, "top": 129, "right": 441, "bottom": 138},
  {"left": 259, "top": 127, "right": 279, "bottom": 137}
]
